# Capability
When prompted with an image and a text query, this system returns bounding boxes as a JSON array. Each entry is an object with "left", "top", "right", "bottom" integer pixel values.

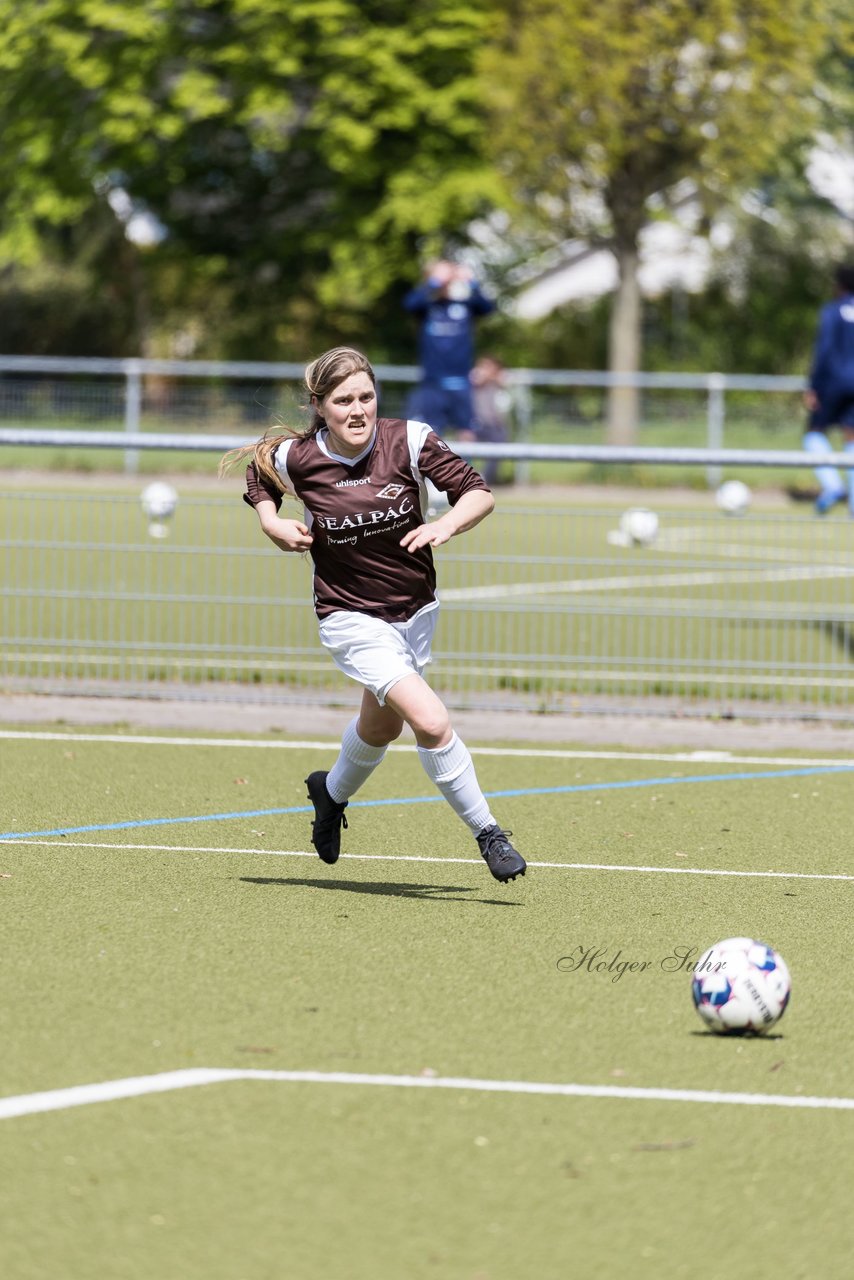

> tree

[
  {"left": 480, "top": 0, "right": 847, "bottom": 442},
  {"left": 0, "top": 0, "right": 501, "bottom": 357}
]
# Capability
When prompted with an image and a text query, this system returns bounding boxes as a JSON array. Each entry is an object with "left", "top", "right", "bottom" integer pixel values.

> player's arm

[
  {"left": 254, "top": 498, "right": 313, "bottom": 553},
  {"left": 401, "top": 489, "right": 494, "bottom": 552},
  {"left": 243, "top": 456, "right": 312, "bottom": 553},
  {"left": 469, "top": 284, "right": 496, "bottom": 317},
  {"left": 401, "top": 426, "right": 495, "bottom": 551},
  {"left": 403, "top": 284, "right": 433, "bottom": 313},
  {"left": 808, "top": 305, "right": 836, "bottom": 405}
]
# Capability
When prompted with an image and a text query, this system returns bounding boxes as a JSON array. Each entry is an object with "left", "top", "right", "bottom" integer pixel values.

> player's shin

[
  {"left": 326, "top": 716, "right": 387, "bottom": 803},
  {"left": 417, "top": 732, "right": 493, "bottom": 832}
]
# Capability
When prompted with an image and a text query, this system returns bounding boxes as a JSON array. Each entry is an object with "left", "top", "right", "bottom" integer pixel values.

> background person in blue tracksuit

[
  {"left": 403, "top": 260, "right": 495, "bottom": 437},
  {"left": 803, "top": 263, "right": 854, "bottom": 515}
]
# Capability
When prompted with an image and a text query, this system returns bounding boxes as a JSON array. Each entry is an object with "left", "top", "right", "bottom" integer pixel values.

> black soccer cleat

[
  {"left": 476, "top": 824, "right": 526, "bottom": 883},
  {"left": 304, "top": 771, "right": 348, "bottom": 865}
]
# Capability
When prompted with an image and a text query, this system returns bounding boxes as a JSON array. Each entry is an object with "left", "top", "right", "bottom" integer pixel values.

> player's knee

[
  {"left": 358, "top": 718, "right": 403, "bottom": 749},
  {"left": 411, "top": 707, "right": 452, "bottom": 748},
  {"left": 380, "top": 719, "right": 405, "bottom": 746},
  {"left": 356, "top": 701, "right": 404, "bottom": 747}
]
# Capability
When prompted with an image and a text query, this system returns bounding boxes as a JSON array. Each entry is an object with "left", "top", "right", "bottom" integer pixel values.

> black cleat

[
  {"left": 476, "top": 824, "right": 526, "bottom": 883},
  {"left": 305, "top": 771, "right": 348, "bottom": 864}
]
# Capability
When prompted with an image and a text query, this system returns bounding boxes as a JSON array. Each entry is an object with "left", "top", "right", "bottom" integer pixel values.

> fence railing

[
  {"left": 1, "top": 429, "right": 852, "bottom": 722},
  {"left": 0, "top": 354, "right": 809, "bottom": 485}
]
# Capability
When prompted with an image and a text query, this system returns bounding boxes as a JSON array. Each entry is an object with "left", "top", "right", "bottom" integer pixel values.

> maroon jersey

[{"left": 244, "top": 417, "right": 490, "bottom": 622}]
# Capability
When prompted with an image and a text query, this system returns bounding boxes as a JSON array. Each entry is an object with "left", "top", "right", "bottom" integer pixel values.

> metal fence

[
  {"left": 2, "top": 428, "right": 853, "bottom": 722},
  {"left": 0, "top": 355, "right": 809, "bottom": 485}
]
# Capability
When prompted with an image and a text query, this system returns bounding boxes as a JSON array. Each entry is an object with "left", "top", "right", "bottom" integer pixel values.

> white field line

[
  {"left": 441, "top": 520, "right": 854, "bottom": 603},
  {"left": 13, "top": 660, "right": 854, "bottom": 688},
  {"left": 451, "top": 671, "right": 854, "bottom": 689},
  {"left": 3, "top": 839, "right": 854, "bottom": 882},
  {"left": 441, "top": 562, "right": 854, "bottom": 603},
  {"left": 0, "top": 653, "right": 330, "bottom": 672},
  {"left": 449, "top": 670, "right": 854, "bottom": 689},
  {"left": 2, "top": 731, "right": 853, "bottom": 769},
  {"left": 656, "top": 531, "right": 854, "bottom": 568},
  {"left": 2, "top": 1067, "right": 854, "bottom": 1121}
]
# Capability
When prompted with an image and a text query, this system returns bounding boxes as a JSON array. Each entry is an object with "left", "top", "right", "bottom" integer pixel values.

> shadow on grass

[
  {"left": 240, "top": 875, "right": 522, "bottom": 907},
  {"left": 688, "top": 1029, "right": 786, "bottom": 1040}
]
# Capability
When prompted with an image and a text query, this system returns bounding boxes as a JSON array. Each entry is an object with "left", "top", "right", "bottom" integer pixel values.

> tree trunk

[{"left": 606, "top": 242, "right": 641, "bottom": 446}]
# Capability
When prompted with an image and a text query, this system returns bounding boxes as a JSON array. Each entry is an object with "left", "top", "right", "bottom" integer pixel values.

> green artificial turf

[{"left": 1, "top": 729, "right": 852, "bottom": 1278}]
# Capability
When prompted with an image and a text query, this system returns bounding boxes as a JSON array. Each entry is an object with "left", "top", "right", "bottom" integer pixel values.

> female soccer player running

[{"left": 224, "top": 346, "right": 525, "bottom": 883}]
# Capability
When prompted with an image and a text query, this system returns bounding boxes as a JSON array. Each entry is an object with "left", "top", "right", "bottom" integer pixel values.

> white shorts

[{"left": 318, "top": 603, "right": 439, "bottom": 705}]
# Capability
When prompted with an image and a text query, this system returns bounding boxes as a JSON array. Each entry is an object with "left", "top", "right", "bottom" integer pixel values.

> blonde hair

[{"left": 219, "top": 346, "right": 376, "bottom": 492}]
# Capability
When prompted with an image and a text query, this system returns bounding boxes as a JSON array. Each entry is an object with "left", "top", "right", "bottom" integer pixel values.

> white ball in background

[
  {"left": 715, "top": 479, "right": 751, "bottom": 516},
  {"left": 141, "top": 481, "right": 178, "bottom": 522},
  {"left": 619, "top": 507, "right": 659, "bottom": 546}
]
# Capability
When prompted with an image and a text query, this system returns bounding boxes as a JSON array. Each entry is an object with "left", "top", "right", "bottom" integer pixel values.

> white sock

[
  {"left": 326, "top": 717, "right": 387, "bottom": 803},
  {"left": 845, "top": 441, "right": 854, "bottom": 510},
  {"left": 803, "top": 430, "right": 844, "bottom": 496},
  {"left": 417, "top": 732, "right": 494, "bottom": 834}
]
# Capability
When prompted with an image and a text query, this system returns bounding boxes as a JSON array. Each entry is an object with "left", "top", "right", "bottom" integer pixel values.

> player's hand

[
  {"left": 400, "top": 519, "right": 454, "bottom": 553},
  {"left": 262, "top": 517, "right": 314, "bottom": 552},
  {"left": 803, "top": 390, "right": 819, "bottom": 412}
]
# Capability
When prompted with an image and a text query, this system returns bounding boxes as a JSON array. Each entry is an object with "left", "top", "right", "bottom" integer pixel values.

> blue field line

[{"left": 1, "top": 763, "right": 853, "bottom": 844}]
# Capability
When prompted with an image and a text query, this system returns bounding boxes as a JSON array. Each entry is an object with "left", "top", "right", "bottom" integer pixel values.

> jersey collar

[{"left": 317, "top": 427, "right": 377, "bottom": 467}]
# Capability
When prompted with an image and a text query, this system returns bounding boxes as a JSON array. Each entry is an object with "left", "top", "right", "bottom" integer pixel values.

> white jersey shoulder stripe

[
  {"left": 406, "top": 419, "right": 433, "bottom": 520},
  {"left": 406, "top": 419, "right": 432, "bottom": 480},
  {"left": 273, "top": 439, "right": 295, "bottom": 494},
  {"left": 272, "top": 438, "right": 313, "bottom": 530}
]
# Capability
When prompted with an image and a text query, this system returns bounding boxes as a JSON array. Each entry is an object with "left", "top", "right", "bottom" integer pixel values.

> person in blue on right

[
  {"left": 403, "top": 259, "right": 495, "bottom": 438},
  {"left": 803, "top": 263, "right": 854, "bottom": 515}
]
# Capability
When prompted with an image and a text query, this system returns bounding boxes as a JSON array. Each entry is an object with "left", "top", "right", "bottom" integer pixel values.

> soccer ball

[
  {"left": 141, "top": 481, "right": 178, "bottom": 520},
  {"left": 691, "top": 937, "right": 791, "bottom": 1035},
  {"left": 619, "top": 507, "right": 659, "bottom": 546},
  {"left": 141, "top": 482, "right": 178, "bottom": 537},
  {"left": 716, "top": 479, "right": 751, "bottom": 516}
]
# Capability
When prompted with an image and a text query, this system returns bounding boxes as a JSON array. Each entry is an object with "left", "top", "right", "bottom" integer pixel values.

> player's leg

[
  {"left": 312, "top": 608, "right": 525, "bottom": 880},
  {"left": 306, "top": 615, "right": 404, "bottom": 864},
  {"left": 385, "top": 673, "right": 490, "bottom": 830},
  {"left": 841, "top": 416, "right": 854, "bottom": 514},
  {"left": 327, "top": 690, "right": 402, "bottom": 799},
  {"left": 445, "top": 384, "right": 477, "bottom": 435},
  {"left": 385, "top": 673, "right": 526, "bottom": 883},
  {"left": 304, "top": 691, "right": 402, "bottom": 865},
  {"left": 803, "top": 428, "right": 846, "bottom": 513}
]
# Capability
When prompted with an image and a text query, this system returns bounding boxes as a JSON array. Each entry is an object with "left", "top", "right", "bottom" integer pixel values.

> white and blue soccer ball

[
  {"left": 715, "top": 479, "right": 751, "bottom": 516},
  {"left": 141, "top": 481, "right": 178, "bottom": 536},
  {"left": 691, "top": 936, "right": 791, "bottom": 1035},
  {"left": 619, "top": 507, "right": 659, "bottom": 546}
]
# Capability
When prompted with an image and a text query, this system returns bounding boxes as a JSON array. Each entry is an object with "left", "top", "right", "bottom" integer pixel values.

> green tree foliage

[
  {"left": 2, "top": 0, "right": 851, "bottom": 376},
  {"left": 481, "top": 0, "right": 848, "bottom": 441},
  {"left": 0, "top": 0, "right": 499, "bottom": 357}
]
